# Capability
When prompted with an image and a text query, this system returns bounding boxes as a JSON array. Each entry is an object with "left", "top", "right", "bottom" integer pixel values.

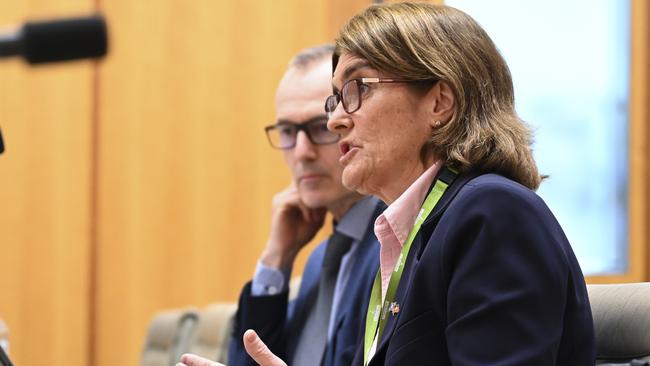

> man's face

[{"left": 274, "top": 59, "right": 359, "bottom": 210}]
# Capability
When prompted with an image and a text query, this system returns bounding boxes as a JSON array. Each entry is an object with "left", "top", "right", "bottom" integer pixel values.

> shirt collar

[
  {"left": 378, "top": 161, "right": 443, "bottom": 246},
  {"left": 335, "top": 195, "right": 381, "bottom": 242}
]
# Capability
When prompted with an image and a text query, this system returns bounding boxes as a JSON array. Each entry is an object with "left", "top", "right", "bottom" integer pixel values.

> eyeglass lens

[
  {"left": 342, "top": 79, "right": 361, "bottom": 113},
  {"left": 266, "top": 118, "right": 339, "bottom": 149},
  {"left": 325, "top": 79, "right": 362, "bottom": 117}
]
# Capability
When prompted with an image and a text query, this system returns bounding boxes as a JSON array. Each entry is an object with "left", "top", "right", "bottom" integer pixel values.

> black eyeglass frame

[
  {"left": 324, "top": 77, "right": 437, "bottom": 118},
  {"left": 264, "top": 116, "right": 340, "bottom": 150}
]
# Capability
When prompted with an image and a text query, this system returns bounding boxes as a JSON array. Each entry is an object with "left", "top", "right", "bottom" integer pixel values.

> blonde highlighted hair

[{"left": 334, "top": 2, "right": 542, "bottom": 190}]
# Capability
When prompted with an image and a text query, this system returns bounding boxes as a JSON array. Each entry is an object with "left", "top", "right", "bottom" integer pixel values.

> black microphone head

[{"left": 22, "top": 15, "right": 108, "bottom": 64}]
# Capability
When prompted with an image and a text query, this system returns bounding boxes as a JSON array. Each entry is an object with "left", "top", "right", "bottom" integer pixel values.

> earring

[{"left": 434, "top": 120, "right": 442, "bottom": 127}]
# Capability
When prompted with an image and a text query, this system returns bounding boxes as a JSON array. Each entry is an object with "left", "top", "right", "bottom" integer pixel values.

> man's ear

[{"left": 425, "top": 80, "right": 455, "bottom": 128}]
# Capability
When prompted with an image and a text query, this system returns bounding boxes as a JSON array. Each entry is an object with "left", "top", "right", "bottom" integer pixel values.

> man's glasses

[
  {"left": 324, "top": 77, "right": 436, "bottom": 119},
  {"left": 265, "top": 116, "right": 339, "bottom": 150}
]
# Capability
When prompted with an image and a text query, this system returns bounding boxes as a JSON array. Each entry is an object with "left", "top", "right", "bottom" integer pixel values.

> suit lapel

[
  {"left": 286, "top": 261, "right": 321, "bottom": 358},
  {"left": 327, "top": 201, "right": 384, "bottom": 354},
  {"left": 424, "top": 170, "right": 479, "bottom": 226},
  {"left": 371, "top": 171, "right": 478, "bottom": 358},
  {"left": 373, "top": 231, "right": 423, "bottom": 354}
]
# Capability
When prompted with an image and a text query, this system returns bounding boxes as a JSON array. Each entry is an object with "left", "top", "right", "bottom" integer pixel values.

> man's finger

[
  {"left": 243, "top": 329, "right": 288, "bottom": 366},
  {"left": 178, "top": 353, "right": 225, "bottom": 366}
]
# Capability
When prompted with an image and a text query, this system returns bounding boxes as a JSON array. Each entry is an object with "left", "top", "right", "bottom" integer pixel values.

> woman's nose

[{"left": 327, "top": 104, "right": 352, "bottom": 134}]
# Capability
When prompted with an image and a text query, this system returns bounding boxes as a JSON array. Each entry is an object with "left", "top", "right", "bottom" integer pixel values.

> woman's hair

[{"left": 334, "top": 3, "right": 542, "bottom": 190}]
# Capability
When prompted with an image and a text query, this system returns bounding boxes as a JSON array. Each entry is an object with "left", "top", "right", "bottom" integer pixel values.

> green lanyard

[{"left": 363, "top": 173, "right": 453, "bottom": 365}]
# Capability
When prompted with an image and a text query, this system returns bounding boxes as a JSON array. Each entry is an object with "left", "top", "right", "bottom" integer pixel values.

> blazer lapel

[
  {"left": 371, "top": 171, "right": 477, "bottom": 358},
  {"left": 286, "top": 269, "right": 320, "bottom": 358},
  {"left": 424, "top": 170, "right": 479, "bottom": 227},
  {"left": 329, "top": 215, "right": 382, "bottom": 345},
  {"left": 373, "top": 231, "right": 424, "bottom": 355}
]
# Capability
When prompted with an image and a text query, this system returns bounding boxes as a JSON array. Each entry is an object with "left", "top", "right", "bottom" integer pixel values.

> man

[{"left": 226, "top": 45, "right": 382, "bottom": 366}]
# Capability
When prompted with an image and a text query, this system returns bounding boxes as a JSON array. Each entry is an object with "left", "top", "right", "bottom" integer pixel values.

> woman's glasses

[{"left": 324, "top": 77, "right": 436, "bottom": 119}]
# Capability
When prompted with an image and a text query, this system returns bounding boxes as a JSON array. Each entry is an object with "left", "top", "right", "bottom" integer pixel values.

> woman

[
  {"left": 178, "top": 3, "right": 594, "bottom": 366},
  {"left": 324, "top": 2, "right": 594, "bottom": 366}
]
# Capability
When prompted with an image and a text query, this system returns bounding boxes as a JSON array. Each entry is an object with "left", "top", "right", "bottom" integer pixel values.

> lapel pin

[{"left": 389, "top": 302, "right": 400, "bottom": 316}]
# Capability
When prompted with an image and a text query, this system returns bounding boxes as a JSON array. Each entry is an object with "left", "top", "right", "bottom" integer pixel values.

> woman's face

[{"left": 327, "top": 53, "right": 439, "bottom": 203}]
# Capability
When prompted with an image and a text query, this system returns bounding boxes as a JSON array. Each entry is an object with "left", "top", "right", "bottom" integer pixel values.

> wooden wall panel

[
  {"left": 0, "top": 2, "right": 95, "bottom": 366},
  {"left": 95, "top": 1, "right": 370, "bottom": 366},
  {"left": 584, "top": 0, "right": 649, "bottom": 284},
  {"left": 631, "top": 0, "right": 650, "bottom": 282},
  {"left": 0, "top": 1, "right": 646, "bottom": 366}
]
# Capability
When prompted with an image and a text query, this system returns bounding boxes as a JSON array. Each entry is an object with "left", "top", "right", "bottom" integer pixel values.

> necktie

[{"left": 292, "top": 231, "right": 352, "bottom": 366}]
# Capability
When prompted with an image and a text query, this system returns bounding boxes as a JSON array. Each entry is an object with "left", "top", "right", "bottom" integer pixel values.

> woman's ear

[{"left": 426, "top": 80, "right": 455, "bottom": 127}]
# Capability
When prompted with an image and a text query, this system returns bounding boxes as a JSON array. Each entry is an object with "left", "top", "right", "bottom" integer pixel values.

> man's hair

[
  {"left": 289, "top": 44, "right": 335, "bottom": 70},
  {"left": 334, "top": 3, "right": 542, "bottom": 190}
]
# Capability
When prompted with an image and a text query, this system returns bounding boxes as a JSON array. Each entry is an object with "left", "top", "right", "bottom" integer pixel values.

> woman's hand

[
  {"left": 176, "top": 329, "right": 286, "bottom": 366},
  {"left": 242, "top": 329, "right": 287, "bottom": 366}
]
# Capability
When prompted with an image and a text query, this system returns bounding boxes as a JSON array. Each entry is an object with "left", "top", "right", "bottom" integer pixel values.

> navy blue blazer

[
  {"left": 353, "top": 173, "right": 595, "bottom": 366},
  {"left": 229, "top": 203, "right": 382, "bottom": 366}
]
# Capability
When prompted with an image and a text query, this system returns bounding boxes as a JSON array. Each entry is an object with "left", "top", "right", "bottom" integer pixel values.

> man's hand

[
  {"left": 176, "top": 330, "right": 286, "bottom": 366},
  {"left": 261, "top": 184, "right": 326, "bottom": 269}
]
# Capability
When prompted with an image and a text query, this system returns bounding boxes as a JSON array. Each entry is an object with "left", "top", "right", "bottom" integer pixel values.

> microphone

[
  {"left": 0, "top": 15, "right": 108, "bottom": 64},
  {"left": 0, "top": 15, "right": 108, "bottom": 154}
]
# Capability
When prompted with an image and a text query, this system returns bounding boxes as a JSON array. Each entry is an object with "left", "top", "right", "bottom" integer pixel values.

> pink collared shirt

[{"left": 373, "top": 161, "right": 443, "bottom": 301}]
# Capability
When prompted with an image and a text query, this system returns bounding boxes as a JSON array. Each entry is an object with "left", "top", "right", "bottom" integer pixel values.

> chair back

[
  {"left": 588, "top": 283, "right": 650, "bottom": 365},
  {"left": 140, "top": 308, "right": 198, "bottom": 366},
  {"left": 186, "top": 303, "right": 238, "bottom": 364}
]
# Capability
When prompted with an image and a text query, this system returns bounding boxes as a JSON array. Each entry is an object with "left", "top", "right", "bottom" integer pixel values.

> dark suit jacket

[
  {"left": 229, "top": 203, "right": 382, "bottom": 366},
  {"left": 353, "top": 172, "right": 595, "bottom": 366}
]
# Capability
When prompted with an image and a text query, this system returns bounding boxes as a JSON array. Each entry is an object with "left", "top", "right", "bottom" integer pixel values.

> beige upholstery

[
  {"left": 141, "top": 308, "right": 198, "bottom": 366},
  {"left": 588, "top": 283, "right": 650, "bottom": 364},
  {"left": 186, "top": 303, "right": 238, "bottom": 364}
]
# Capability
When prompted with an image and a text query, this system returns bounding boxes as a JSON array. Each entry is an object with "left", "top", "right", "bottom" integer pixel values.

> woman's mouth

[
  {"left": 339, "top": 141, "right": 359, "bottom": 165},
  {"left": 340, "top": 142, "right": 351, "bottom": 155}
]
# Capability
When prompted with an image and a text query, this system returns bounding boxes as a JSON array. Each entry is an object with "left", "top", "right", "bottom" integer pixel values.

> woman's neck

[{"left": 377, "top": 157, "right": 438, "bottom": 205}]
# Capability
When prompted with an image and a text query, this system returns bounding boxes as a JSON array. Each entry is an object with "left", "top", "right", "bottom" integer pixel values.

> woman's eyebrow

[{"left": 333, "top": 60, "right": 374, "bottom": 89}]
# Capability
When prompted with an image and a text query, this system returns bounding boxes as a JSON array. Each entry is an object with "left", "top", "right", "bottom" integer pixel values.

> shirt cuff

[{"left": 251, "top": 261, "right": 292, "bottom": 296}]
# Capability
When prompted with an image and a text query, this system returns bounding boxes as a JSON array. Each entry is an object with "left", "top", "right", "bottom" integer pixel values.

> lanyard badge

[{"left": 363, "top": 167, "right": 456, "bottom": 365}]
